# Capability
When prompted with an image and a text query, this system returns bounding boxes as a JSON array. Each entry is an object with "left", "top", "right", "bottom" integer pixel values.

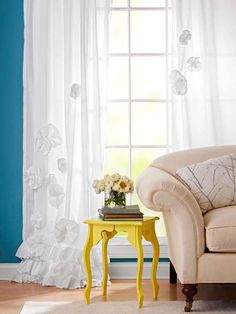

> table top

[{"left": 83, "top": 216, "right": 159, "bottom": 226}]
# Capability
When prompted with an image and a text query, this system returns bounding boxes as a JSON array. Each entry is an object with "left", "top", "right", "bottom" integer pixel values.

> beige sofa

[{"left": 136, "top": 145, "right": 236, "bottom": 312}]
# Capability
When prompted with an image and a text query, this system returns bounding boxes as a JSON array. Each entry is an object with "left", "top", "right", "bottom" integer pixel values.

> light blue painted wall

[{"left": 0, "top": 0, "right": 23, "bottom": 262}]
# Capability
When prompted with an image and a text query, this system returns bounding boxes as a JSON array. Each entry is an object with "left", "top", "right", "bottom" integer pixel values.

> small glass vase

[{"left": 104, "top": 191, "right": 126, "bottom": 208}]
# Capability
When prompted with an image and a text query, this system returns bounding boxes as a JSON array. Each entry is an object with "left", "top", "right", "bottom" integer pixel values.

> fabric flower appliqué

[
  {"left": 70, "top": 83, "right": 81, "bottom": 99},
  {"left": 35, "top": 124, "right": 62, "bottom": 156},
  {"left": 31, "top": 211, "right": 43, "bottom": 229},
  {"left": 48, "top": 181, "right": 65, "bottom": 208},
  {"left": 57, "top": 158, "right": 67, "bottom": 173},
  {"left": 46, "top": 173, "right": 57, "bottom": 186},
  {"left": 186, "top": 57, "right": 201, "bottom": 72},
  {"left": 24, "top": 166, "right": 43, "bottom": 190},
  {"left": 169, "top": 69, "right": 188, "bottom": 95},
  {"left": 179, "top": 30, "right": 192, "bottom": 45},
  {"left": 54, "top": 218, "right": 80, "bottom": 245}
]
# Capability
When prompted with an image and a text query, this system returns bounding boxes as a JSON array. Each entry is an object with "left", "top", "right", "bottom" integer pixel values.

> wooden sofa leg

[
  {"left": 169, "top": 261, "right": 177, "bottom": 284},
  {"left": 182, "top": 284, "right": 198, "bottom": 312}
]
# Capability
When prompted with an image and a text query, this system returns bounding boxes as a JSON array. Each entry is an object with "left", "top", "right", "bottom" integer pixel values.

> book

[
  {"left": 98, "top": 208, "right": 143, "bottom": 215},
  {"left": 99, "top": 214, "right": 143, "bottom": 221},
  {"left": 98, "top": 209, "right": 143, "bottom": 219},
  {"left": 98, "top": 204, "right": 144, "bottom": 221},
  {"left": 99, "top": 204, "right": 141, "bottom": 215},
  {"left": 101, "top": 214, "right": 143, "bottom": 218},
  {"left": 101, "top": 217, "right": 143, "bottom": 221},
  {"left": 100, "top": 213, "right": 143, "bottom": 219}
]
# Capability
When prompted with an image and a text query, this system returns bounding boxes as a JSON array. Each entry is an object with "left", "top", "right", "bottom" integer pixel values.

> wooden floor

[{"left": 1, "top": 280, "right": 236, "bottom": 314}]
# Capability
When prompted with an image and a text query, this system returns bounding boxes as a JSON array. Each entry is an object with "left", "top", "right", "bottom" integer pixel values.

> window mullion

[
  {"left": 109, "top": 53, "right": 171, "bottom": 57},
  {"left": 166, "top": 0, "right": 170, "bottom": 153},
  {"left": 111, "top": 7, "right": 170, "bottom": 11},
  {"left": 109, "top": 99, "right": 167, "bottom": 103},
  {"left": 105, "top": 144, "right": 172, "bottom": 149},
  {"left": 128, "top": 0, "right": 132, "bottom": 205}
]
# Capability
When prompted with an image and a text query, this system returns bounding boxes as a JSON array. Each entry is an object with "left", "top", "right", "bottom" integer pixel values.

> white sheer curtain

[
  {"left": 14, "top": 0, "right": 110, "bottom": 288},
  {"left": 171, "top": 0, "right": 236, "bottom": 149}
]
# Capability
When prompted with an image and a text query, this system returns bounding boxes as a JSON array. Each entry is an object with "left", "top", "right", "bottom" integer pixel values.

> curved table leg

[
  {"left": 135, "top": 226, "right": 144, "bottom": 308},
  {"left": 101, "top": 229, "right": 117, "bottom": 296},
  {"left": 142, "top": 221, "right": 160, "bottom": 300},
  {"left": 83, "top": 225, "right": 93, "bottom": 304},
  {"left": 102, "top": 231, "right": 109, "bottom": 296},
  {"left": 149, "top": 224, "right": 160, "bottom": 300}
]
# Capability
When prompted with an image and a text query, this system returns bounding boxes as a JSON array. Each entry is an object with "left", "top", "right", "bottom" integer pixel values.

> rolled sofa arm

[{"left": 136, "top": 166, "right": 205, "bottom": 283}]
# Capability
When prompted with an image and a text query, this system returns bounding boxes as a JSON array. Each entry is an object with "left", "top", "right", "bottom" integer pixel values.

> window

[{"left": 105, "top": 0, "right": 172, "bottom": 236}]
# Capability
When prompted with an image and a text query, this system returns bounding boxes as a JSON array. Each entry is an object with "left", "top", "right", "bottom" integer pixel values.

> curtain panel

[
  {"left": 14, "top": 0, "right": 110, "bottom": 288},
  {"left": 171, "top": 0, "right": 236, "bottom": 149}
]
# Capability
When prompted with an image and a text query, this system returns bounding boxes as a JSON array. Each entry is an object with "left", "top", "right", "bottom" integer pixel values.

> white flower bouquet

[{"left": 92, "top": 173, "right": 134, "bottom": 207}]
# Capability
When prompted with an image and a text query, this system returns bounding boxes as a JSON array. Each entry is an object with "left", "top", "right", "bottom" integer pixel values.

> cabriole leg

[
  {"left": 135, "top": 226, "right": 144, "bottom": 308},
  {"left": 101, "top": 229, "right": 117, "bottom": 296},
  {"left": 83, "top": 225, "right": 93, "bottom": 304}
]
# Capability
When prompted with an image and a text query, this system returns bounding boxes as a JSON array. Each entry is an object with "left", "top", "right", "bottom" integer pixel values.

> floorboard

[{"left": 0, "top": 280, "right": 236, "bottom": 314}]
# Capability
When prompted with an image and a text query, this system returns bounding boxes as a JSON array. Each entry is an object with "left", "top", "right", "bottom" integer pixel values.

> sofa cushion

[
  {"left": 176, "top": 153, "right": 236, "bottom": 213},
  {"left": 204, "top": 206, "right": 236, "bottom": 252}
]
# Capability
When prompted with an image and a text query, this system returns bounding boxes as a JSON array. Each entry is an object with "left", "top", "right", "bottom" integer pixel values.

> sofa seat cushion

[{"left": 204, "top": 206, "right": 236, "bottom": 252}]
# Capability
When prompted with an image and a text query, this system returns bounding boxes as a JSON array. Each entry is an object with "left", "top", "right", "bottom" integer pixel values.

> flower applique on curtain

[
  {"left": 35, "top": 124, "right": 62, "bottom": 155},
  {"left": 54, "top": 218, "right": 80, "bottom": 245},
  {"left": 186, "top": 56, "right": 201, "bottom": 72},
  {"left": 70, "top": 83, "right": 81, "bottom": 99},
  {"left": 24, "top": 166, "right": 43, "bottom": 190},
  {"left": 179, "top": 29, "right": 192, "bottom": 45},
  {"left": 31, "top": 211, "right": 43, "bottom": 229},
  {"left": 169, "top": 69, "right": 188, "bottom": 95},
  {"left": 47, "top": 174, "right": 65, "bottom": 209},
  {"left": 57, "top": 158, "right": 67, "bottom": 173},
  {"left": 170, "top": 30, "right": 201, "bottom": 96}
]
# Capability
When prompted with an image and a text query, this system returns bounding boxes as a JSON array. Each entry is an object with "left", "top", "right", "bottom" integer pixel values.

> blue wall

[{"left": 0, "top": 0, "right": 23, "bottom": 262}]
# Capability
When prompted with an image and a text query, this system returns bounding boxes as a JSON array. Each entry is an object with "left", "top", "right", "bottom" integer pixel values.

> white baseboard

[
  {"left": 0, "top": 261, "right": 169, "bottom": 281},
  {"left": 109, "top": 261, "right": 169, "bottom": 279},
  {"left": 0, "top": 263, "right": 17, "bottom": 280}
]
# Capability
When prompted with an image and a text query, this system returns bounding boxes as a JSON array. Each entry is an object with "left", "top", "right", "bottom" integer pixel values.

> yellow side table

[{"left": 83, "top": 216, "right": 160, "bottom": 308}]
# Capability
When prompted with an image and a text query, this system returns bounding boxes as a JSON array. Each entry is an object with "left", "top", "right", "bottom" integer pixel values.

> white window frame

[{"left": 107, "top": 0, "right": 172, "bottom": 255}]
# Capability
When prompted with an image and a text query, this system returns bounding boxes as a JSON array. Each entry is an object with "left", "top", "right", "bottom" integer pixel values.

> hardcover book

[
  {"left": 99, "top": 204, "right": 141, "bottom": 214},
  {"left": 98, "top": 204, "right": 144, "bottom": 221}
]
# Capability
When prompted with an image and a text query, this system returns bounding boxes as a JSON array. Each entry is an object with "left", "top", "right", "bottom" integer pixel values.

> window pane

[
  {"left": 106, "top": 102, "right": 129, "bottom": 145},
  {"left": 168, "top": 10, "right": 172, "bottom": 53},
  {"left": 131, "top": 56, "right": 166, "bottom": 99},
  {"left": 131, "top": 11, "right": 166, "bottom": 53},
  {"left": 132, "top": 194, "right": 166, "bottom": 236},
  {"left": 112, "top": 0, "right": 128, "bottom": 7},
  {"left": 132, "top": 148, "right": 167, "bottom": 180},
  {"left": 108, "top": 57, "right": 129, "bottom": 99},
  {"left": 132, "top": 102, "right": 167, "bottom": 145},
  {"left": 131, "top": 0, "right": 165, "bottom": 7},
  {"left": 167, "top": 101, "right": 172, "bottom": 145},
  {"left": 110, "top": 11, "right": 128, "bottom": 53},
  {"left": 104, "top": 148, "right": 129, "bottom": 175}
]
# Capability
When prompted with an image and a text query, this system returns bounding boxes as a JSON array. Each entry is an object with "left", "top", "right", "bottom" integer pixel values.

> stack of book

[{"left": 98, "top": 205, "right": 143, "bottom": 221}]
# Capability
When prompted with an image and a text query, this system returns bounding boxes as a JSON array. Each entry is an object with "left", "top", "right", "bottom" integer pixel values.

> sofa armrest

[{"left": 136, "top": 166, "right": 205, "bottom": 283}]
